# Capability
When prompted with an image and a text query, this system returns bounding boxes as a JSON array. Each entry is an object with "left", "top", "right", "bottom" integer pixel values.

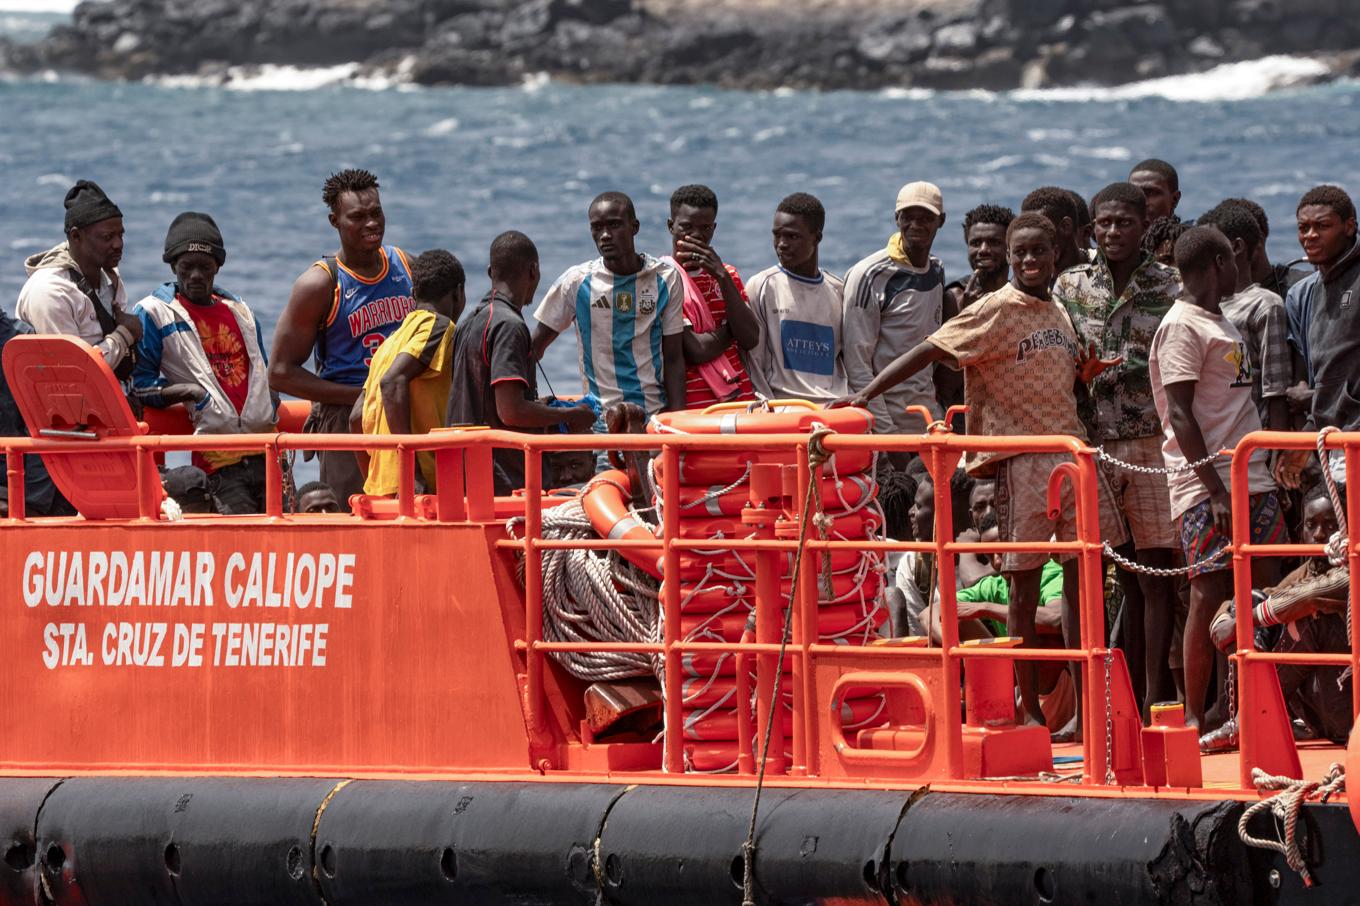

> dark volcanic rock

[{"left": 4, "top": 0, "right": 1356, "bottom": 91}]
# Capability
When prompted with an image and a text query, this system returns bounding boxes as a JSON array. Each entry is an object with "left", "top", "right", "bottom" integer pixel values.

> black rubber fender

[
  {"left": 314, "top": 780, "right": 625, "bottom": 905},
  {"left": 34, "top": 777, "right": 340, "bottom": 906},
  {"left": 596, "top": 784, "right": 909, "bottom": 906},
  {"left": 889, "top": 793, "right": 1253, "bottom": 906},
  {"left": 0, "top": 778, "right": 62, "bottom": 906}
]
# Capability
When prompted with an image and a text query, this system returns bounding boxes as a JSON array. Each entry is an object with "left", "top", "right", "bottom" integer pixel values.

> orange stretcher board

[{"left": 1, "top": 334, "right": 161, "bottom": 520}]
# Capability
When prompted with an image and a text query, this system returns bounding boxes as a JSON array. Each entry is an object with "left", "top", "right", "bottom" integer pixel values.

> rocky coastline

[{"left": 3, "top": 0, "right": 1359, "bottom": 92}]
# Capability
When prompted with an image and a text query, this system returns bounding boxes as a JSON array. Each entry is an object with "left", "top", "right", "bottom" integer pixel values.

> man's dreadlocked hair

[
  {"left": 322, "top": 168, "right": 380, "bottom": 212},
  {"left": 1142, "top": 216, "right": 1190, "bottom": 258},
  {"left": 878, "top": 464, "right": 919, "bottom": 542}
]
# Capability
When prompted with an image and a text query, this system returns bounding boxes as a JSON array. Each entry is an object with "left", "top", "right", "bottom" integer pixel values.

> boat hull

[{"left": 2, "top": 777, "right": 1352, "bottom": 905}]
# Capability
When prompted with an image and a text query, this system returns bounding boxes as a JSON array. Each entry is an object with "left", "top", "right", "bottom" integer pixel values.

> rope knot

[
  {"left": 1239, "top": 762, "right": 1346, "bottom": 887},
  {"left": 806, "top": 422, "right": 836, "bottom": 470}
]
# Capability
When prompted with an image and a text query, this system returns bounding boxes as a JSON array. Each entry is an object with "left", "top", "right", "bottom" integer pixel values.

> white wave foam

[
  {"left": 148, "top": 62, "right": 415, "bottom": 92},
  {"left": 1077, "top": 145, "right": 1133, "bottom": 161},
  {"left": 878, "top": 86, "right": 935, "bottom": 100},
  {"left": 424, "top": 117, "right": 460, "bottom": 136},
  {"left": 0, "top": 0, "right": 77, "bottom": 11},
  {"left": 1011, "top": 55, "right": 1331, "bottom": 103}
]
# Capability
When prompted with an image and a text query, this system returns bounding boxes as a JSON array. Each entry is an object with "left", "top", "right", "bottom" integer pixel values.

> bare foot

[{"left": 1051, "top": 716, "right": 1081, "bottom": 744}]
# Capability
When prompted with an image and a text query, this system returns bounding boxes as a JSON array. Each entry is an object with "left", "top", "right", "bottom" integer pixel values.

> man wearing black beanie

[
  {"left": 16, "top": 179, "right": 143, "bottom": 379},
  {"left": 128, "top": 212, "right": 276, "bottom": 514}
]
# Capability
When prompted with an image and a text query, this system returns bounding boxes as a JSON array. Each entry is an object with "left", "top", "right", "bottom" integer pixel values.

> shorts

[
  {"left": 994, "top": 451, "right": 1129, "bottom": 572},
  {"left": 207, "top": 455, "right": 266, "bottom": 515},
  {"left": 302, "top": 400, "right": 364, "bottom": 510},
  {"left": 1099, "top": 436, "right": 1176, "bottom": 550},
  {"left": 1176, "top": 491, "right": 1287, "bottom": 580}
]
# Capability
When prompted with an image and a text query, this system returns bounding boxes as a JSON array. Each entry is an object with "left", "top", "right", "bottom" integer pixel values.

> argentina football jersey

[{"left": 535, "top": 255, "right": 685, "bottom": 415}]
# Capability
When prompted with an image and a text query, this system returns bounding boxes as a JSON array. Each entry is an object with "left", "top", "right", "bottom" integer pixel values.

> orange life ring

[
  {"left": 672, "top": 571, "right": 885, "bottom": 614},
  {"left": 676, "top": 509, "right": 882, "bottom": 540},
  {"left": 581, "top": 470, "right": 663, "bottom": 578},
  {"left": 684, "top": 742, "right": 791, "bottom": 773},
  {"left": 681, "top": 652, "right": 794, "bottom": 678},
  {"left": 670, "top": 448, "right": 875, "bottom": 486},
  {"left": 682, "top": 677, "right": 793, "bottom": 709},
  {"left": 679, "top": 602, "right": 887, "bottom": 644},
  {"left": 656, "top": 467, "right": 877, "bottom": 517},
  {"left": 653, "top": 399, "right": 874, "bottom": 436},
  {"left": 673, "top": 548, "right": 875, "bottom": 581}
]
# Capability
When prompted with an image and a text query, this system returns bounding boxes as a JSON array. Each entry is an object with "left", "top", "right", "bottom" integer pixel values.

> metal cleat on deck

[
  {"left": 958, "top": 637, "right": 1053, "bottom": 779},
  {"left": 1142, "top": 701, "right": 1203, "bottom": 788}
]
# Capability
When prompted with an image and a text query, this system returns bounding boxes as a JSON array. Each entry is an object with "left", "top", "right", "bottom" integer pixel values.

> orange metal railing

[
  {"left": 1230, "top": 430, "right": 1360, "bottom": 788},
  {"left": 3, "top": 420, "right": 1355, "bottom": 793}
]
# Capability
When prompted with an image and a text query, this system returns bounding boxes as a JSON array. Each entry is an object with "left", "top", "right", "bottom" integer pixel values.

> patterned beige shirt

[{"left": 928, "top": 283, "right": 1087, "bottom": 477}]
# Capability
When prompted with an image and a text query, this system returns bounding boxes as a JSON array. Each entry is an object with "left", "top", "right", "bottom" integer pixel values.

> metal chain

[
  {"left": 1096, "top": 445, "right": 1222, "bottom": 475},
  {"left": 1103, "top": 540, "right": 1225, "bottom": 577},
  {"left": 1226, "top": 657, "right": 1237, "bottom": 722},
  {"left": 1103, "top": 648, "right": 1115, "bottom": 786}
]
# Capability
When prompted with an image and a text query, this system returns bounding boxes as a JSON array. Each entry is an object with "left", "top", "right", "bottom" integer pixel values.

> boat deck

[{"left": 1042, "top": 738, "right": 1347, "bottom": 794}]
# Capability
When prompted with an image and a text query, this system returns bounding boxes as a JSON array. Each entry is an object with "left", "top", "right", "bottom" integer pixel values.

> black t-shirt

[{"left": 448, "top": 290, "right": 538, "bottom": 494}]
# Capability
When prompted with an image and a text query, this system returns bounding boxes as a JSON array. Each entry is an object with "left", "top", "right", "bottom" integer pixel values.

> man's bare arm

[{"left": 269, "top": 266, "right": 361, "bottom": 406}]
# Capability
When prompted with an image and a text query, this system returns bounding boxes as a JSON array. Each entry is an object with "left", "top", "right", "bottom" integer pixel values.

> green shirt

[{"left": 956, "top": 559, "right": 1065, "bottom": 608}]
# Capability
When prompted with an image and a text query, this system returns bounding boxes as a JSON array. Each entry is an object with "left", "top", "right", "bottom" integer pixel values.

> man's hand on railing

[
  {"left": 1274, "top": 448, "right": 1310, "bottom": 490},
  {"left": 562, "top": 404, "right": 597, "bottom": 433},
  {"left": 826, "top": 394, "right": 868, "bottom": 410}
]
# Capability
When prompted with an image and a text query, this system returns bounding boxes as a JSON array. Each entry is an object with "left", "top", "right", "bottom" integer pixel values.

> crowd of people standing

[{"left": 3, "top": 158, "right": 1357, "bottom": 749}]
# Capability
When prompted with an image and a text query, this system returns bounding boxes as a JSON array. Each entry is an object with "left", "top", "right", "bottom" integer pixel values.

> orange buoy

[
  {"left": 670, "top": 448, "right": 875, "bottom": 486},
  {"left": 651, "top": 400, "right": 876, "bottom": 484},
  {"left": 658, "top": 471, "right": 877, "bottom": 517},
  {"left": 581, "top": 470, "right": 663, "bottom": 578},
  {"left": 676, "top": 509, "right": 882, "bottom": 540},
  {"left": 673, "top": 549, "right": 872, "bottom": 581},
  {"left": 671, "top": 571, "right": 885, "bottom": 614},
  {"left": 679, "top": 602, "right": 886, "bottom": 644},
  {"left": 653, "top": 399, "right": 873, "bottom": 436}
]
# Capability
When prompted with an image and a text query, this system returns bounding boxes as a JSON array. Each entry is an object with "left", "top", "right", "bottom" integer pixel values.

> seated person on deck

[
  {"left": 1209, "top": 484, "right": 1352, "bottom": 744},
  {"left": 295, "top": 481, "right": 343, "bottom": 514},
  {"left": 353, "top": 250, "right": 465, "bottom": 497},
  {"left": 939, "top": 513, "right": 1064, "bottom": 643}
]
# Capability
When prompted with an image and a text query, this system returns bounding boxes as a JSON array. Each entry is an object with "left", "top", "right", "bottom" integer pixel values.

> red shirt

[
  {"left": 683, "top": 265, "right": 757, "bottom": 409},
  {"left": 181, "top": 294, "right": 250, "bottom": 414}
]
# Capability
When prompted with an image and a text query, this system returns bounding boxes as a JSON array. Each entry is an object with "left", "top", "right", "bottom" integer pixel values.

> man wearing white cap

[{"left": 843, "top": 182, "right": 947, "bottom": 435}]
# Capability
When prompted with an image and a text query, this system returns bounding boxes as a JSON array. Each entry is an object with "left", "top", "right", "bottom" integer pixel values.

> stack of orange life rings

[{"left": 647, "top": 400, "right": 890, "bottom": 772}]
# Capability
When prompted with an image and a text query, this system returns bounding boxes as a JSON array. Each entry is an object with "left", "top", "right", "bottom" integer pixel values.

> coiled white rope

[{"left": 510, "top": 495, "right": 661, "bottom": 682}]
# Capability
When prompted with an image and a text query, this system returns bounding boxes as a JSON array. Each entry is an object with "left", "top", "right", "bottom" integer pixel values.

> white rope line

[{"left": 1239, "top": 763, "right": 1345, "bottom": 888}]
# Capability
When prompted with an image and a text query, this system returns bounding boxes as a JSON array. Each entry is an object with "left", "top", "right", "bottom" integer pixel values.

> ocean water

[{"left": 2, "top": 8, "right": 1358, "bottom": 404}]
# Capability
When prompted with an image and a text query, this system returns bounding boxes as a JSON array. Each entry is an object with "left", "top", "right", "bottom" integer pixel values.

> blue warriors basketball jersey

[{"left": 314, "top": 245, "right": 415, "bottom": 386}]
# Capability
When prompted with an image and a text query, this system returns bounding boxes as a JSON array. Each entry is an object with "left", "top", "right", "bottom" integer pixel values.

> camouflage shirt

[{"left": 1055, "top": 256, "right": 1182, "bottom": 440}]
